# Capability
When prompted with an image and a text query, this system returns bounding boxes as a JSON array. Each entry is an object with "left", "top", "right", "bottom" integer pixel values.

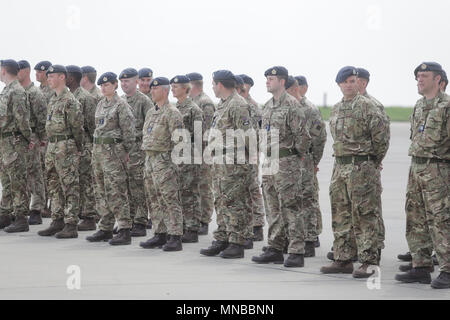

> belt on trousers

[
  {"left": 93, "top": 137, "right": 123, "bottom": 144},
  {"left": 412, "top": 156, "right": 450, "bottom": 165},
  {"left": 0, "top": 131, "right": 22, "bottom": 139},
  {"left": 48, "top": 135, "right": 74, "bottom": 143},
  {"left": 335, "top": 155, "right": 376, "bottom": 165}
]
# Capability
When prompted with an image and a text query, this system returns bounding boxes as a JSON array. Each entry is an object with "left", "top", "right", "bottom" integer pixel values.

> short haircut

[
  {"left": 191, "top": 80, "right": 203, "bottom": 88},
  {"left": 277, "top": 75, "right": 288, "bottom": 83},
  {"left": 215, "top": 79, "right": 235, "bottom": 89},
  {"left": 85, "top": 72, "right": 97, "bottom": 84},
  {"left": 68, "top": 72, "right": 82, "bottom": 83},
  {"left": 2, "top": 65, "right": 18, "bottom": 76}
]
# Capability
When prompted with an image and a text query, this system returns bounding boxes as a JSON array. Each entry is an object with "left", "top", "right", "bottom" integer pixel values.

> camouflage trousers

[
  {"left": 25, "top": 133, "right": 46, "bottom": 212},
  {"left": 0, "top": 135, "right": 30, "bottom": 219},
  {"left": 405, "top": 162, "right": 450, "bottom": 272},
  {"left": 40, "top": 144, "right": 49, "bottom": 210},
  {"left": 144, "top": 151, "right": 183, "bottom": 236},
  {"left": 79, "top": 141, "right": 97, "bottom": 219},
  {"left": 330, "top": 161, "right": 382, "bottom": 265},
  {"left": 45, "top": 140, "right": 80, "bottom": 225},
  {"left": 179, "top": 163, "right": 201, "bottom": 232},
  {"left": 300, "top": 154, "right": 319, "bottom": 242},
  {"left": 244, "top": 164, "right": 265, "bottom": 240},
  {"left": 199, "top": 163, "right": 215, "bottom": 224},
  {"left": 213, "top": 164, "right": 253, "bottom": 246},
  {"left": 313, "top": 172, "right": 323, "bottom": 236},
  {"left": 92, "top": 143, "right": 131, "bottom": 231},
  {"left": 127, "top": 141, "right": 148, "bottom": 226},
  {"left": 263, "top": 155, "right": 305, "bottom": 254}
]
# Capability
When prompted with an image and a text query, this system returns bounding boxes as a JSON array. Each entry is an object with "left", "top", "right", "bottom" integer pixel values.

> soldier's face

[
  {"left": 171, "top": 83, "right": 187, "bottom": 99},
  {"left": 299, "top": 85, "right": 308, "bottom": 97},
  {"left": 338, "top": 76, "right": 358, "bottom": 97},
  {"left": 35, "top": 70, "right": 46, "bottom": 82},
  {"left": 47, "top": 73, "right": 64, "bottom": 89},
  {"left": 286, "top": 85, "right": 297, "bottom": 97},
  {"left": 151, "top": 86, "right": 166, "bottom": 102},
  {"left": 212, "top": 80, "right": 220, "bottom": 98},
  {"left": 266, "top": 76, "right": 282, "bottom": 93},
  {"left": 17, "top": 68, "right": 29, "bottom": 83},
  {"left": 0, "top": 68, "right": 6, "bottom": 82},
  {"left": 100, "top": 82, "right": 117, "bottom": 97},
  {"left": 120, "top": 77, "right": 138, "bottom": 95},
  {"left": 138, "top": 77, "right": 152, "bottom": 93},
  {"left": 80, "top": 75, "right": 89, "bottom": 89},
  {"left": 417, "top": 71, "right": 440, "bottom": 95}
]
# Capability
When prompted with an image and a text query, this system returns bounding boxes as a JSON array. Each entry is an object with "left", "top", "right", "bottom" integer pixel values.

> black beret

[
  {"left": 18, "top": 60, "right": 31, "bottom": 70},
  {"left": 0, "top": 59, "right": 20, "bottom": 72},
  {"left": 357, "top": 68, "right": 370, "bottom": 80},
  {"left": 235, "top": 75, "right": 244, "bottom": 86},
  {"left": 150, "top": 77, "right": 170, "bottom": 87},
  {"left": 237, "top": 74, "right": 254, "bottom": 87},
  {"left": 186, "top": 72, "right": 203, "bottom": 81},
  {"left": 170, "top": 75, "right": 190, "bottom": 84},
  {"left": 414, "top": 62, "right": 443, "bottom": 78},
  {"left": 264, "top": 66, "right": 288, "bottom": 77},
  {"left": 66, "top": 65, "right": 82, "bottom": 75},
  {"left": 34, "top": 61, "right": 52, "bottom": 71},
  {"left": 46, "top": 65, "right": 67, "bottom": 76},
  {"left": 295, "top": 75, "right": 308, "bottom": 86},
  {"left": 138, "top": 68, "right": 153, "bottom": 79},
  {"left": 336, "top": 66, "right": 358, "bottom": 84},
  {"left": 285, "top": 76, "right": 296, "bottom": 89},
  {"left": 119, "top": 68, "right": 138, "bottom": 80},
  {"left": 81, "top": 66, "right": 96, "bottom": 74},
  {"left": 212, "top": 70, "right": 235, "bottom": 82},
  {"left": 97, "top": 72, "right": 117, "bottom": 85}
]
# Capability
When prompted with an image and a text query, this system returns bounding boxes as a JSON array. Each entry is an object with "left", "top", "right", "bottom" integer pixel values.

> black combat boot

[
  {"left": 313, "top": 237, "right": 320, "bottom": 248},
  {"left": 431, "top": 272, "right": 450, "bottom": 289},
  {"left": 243, "top": 239, "right": 253, "bottom": 250},
  {"left": 399, "top": 263, "right": 434, "bottom": 273},
  {"left": 0, "top": 215, "right": 12, "bottom": 229},
  {"left": 55, "top": 223, "right": 78, "bottom": 239},
  {"left": 219, "top": 243, "right": 244, "bottom": 259},
  {"left": 139, "top": 233, "right": 167, "bottom": 249},
  {"left": 77, "top": 218, "right": 97, "bottom": 231},
  {"left": 86, "top": 230, "right": 113, "bottom": 242},
  {"left": 130, "top": 223, "right": 147, "bottom": 237},
  {"left": 252, "top": 247, "right": 284, "bottom": 264},
  {"left": 284, "top": 254, "right": 305, "bottom": 268},
  {"left": 28, "top": 210, "right": 43, "bottom": 225},
  {"left": 320, "top": 260, "right": 354, "bottom": 274},
  {"left": 200, "top": 240, "right": 228, "bottom": 256},
  {"left": 397, "top": 251, "right": 412, "bottom": 262},
  {"left": 146, "top": 219, "right": 152, "bottom": 230},
  {"left": 198, "top": 222, "right": 209, "bottom": 236},
  {"left": 395, "top": 267, "right": 432, "bottom": 284},
  {"left": 304, "top": 241, "right": 315, "bottom": 258},
  {"left": 252, "top": 226, "right": 264, "bottom": 242},
  {"left": 163, "top": 235, "right": 183, "bottom": 251},
  {"left": 4, "top": 216, "right": 29, "bottom": 233},
  {"left": 38, "top": 218, "right": 65, "bottom": 236},
  {"left": 109, "top": 228, "right": 131, "bottom": 246},
  {"left": 182, "top": 230, "right": 199, "bottom": 243}
]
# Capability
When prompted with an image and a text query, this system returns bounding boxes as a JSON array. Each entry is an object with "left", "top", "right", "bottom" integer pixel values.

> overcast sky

[{"left": 1, "top": 0, "right": 448, "bottom": 106}]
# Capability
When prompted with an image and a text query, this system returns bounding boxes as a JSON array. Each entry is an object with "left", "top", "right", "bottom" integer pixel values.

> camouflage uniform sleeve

[
  {"left": 232, "top": 103, "right": 253, "bottom": 152},
  {"left": 66, "top": 98, "right": 84, "bottom": 151},
  {"left": 143, "top": 97, "right": 154, "bottom": 121},
  {"left": 168, "top": 108, "right": 184, "bottom": 137},
  {"left": 203, "top": 103, "right": 216, "bottom": 129},
  {"left": 33, "top": 90, "right": 48, "bottom": 141},
  {"left": 289, "top": 105, "right": 311, "bottom": 156},
  {"left": 368, "top": 104, "right": 390, "bottom": 164},
  {"left": 119, "top": 102, "right": 136, "bottom": 152},
  {"left": 12, "top": 90, "right": 32, "bottom": 142},
  {"left": 84, "top": 94, "right": 97, "bottom": 138},
  {"left": 192, "top": 106, "right": 204, "bottom": 135},
  {"left": 311, "top": 110, "right": 327, "bottom": 166}
]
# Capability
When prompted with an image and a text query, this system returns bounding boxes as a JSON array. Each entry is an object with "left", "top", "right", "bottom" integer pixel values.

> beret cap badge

[
  {"left": 49, "top": 67, "right": 54, "bottom": 72},
  {"left": 103, "top": 77, "right": 108, "bottom": 82},
  {"left": 41, "top": 66, "right": 45, "bottom": 70},
  {"left": 174, "top": 78, "right": 178, "bottom": 83},
  {"left": 271, "top": 69, "right": 277, "bottom": 75},
  {"left": 154, "top": 80, "right": 158, "bottom": 85},
  {"left": 421, "top": 64, "right": 427, "bottom": 70}
]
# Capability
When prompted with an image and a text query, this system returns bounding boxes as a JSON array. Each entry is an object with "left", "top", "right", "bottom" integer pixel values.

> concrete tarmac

[{"left": 0, "top": 123, "right": 449, "bottom": 300}]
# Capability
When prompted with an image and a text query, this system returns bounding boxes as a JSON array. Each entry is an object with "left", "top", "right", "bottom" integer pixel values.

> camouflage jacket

[
  {"left": 46, "top": 87, "right": 84, "bottom": 151},
  {"left": 142, "top": 101, "right": 184, "bottom": 153},
  {"left": 40, "top": 84, "right": 54, "bottom": 105},
  {"left": 73, "top": 86, "right": 97, "bottom": 141},
  {"left": 408, "top": 92, "right": 450, "bottom": 160},
  {"left": 245, "top": 95, "right": 262, "bottom": 129},
  {"left": 329, "top": 93, "right": 390, "bottom": 163},
  {"left": 94, "top": 93, "right": 136, "bottom": 153},
  {"left": 89, "top": 86, "right": 103, "bottom": 104},
  {"left": 363, "top": 92, "right": 390, "bottom": 123},
  {"left": 192, "top": 91, "right": 216, "bottom": 130},
  {"left": 122, "top": 90, "right": 154, "bottom": 140},
  {"left": 25, "top": 82, "right": 47, "bottom": 141},
  {"left": 262, "top": 91, "right": 311, "bottom": 157},
  {"left": 300, "top": 96, "right": 327, "bottom": 166},
  {"left": 0, "top": 80, "right": 32, "bottom": 142},
  {"left": 176, "top": 97, "right": 203, "bottom": 140}
]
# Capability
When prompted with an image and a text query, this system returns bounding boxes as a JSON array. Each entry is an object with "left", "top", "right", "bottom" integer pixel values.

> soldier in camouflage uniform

[
  {"left": 188, "top": 72, "right": 216, "bottom": 236},
  {"left": 170, "top": 75, "right": 203, "bottom": 243},
  {"left": 395, "top": 62, "right": 450, "bottom": 289},
  {"left": 200, "top": 70, "right": 255, "bottom": 259},
  {"left": 81, "top": 66, "right": 103, "bottom": 103},
  {"left": 66, "top": 65, "right": 98, "bottom": 231},
  {"left": 138, "top": 68, "right": 154, "bottom": 101},
  {"left": 86, "top": 72, "right": 135, "bottom": 246},
  {"left": 120, "top": 68, "right": 153, "bottom": 237},
  {"left": 17, "top": 60, "right": 47, "bottom": 226},
  {"left": 37, "top": 65, "right": 84, "bottom": 239},
  {"left": 286, "top": 75, "right": 327, "bottom": 258},
  {"left": 0, "top": 60, "right": 34, "bottom": 233},
  {"left": 252, "top": 67, "right": 311, "bottom": 268},
  {"left": 320, "top": 66, "right": 390, "bottom": 278},
  {"left": 139, "top": 77, "right": 184, "bottom": 252}
]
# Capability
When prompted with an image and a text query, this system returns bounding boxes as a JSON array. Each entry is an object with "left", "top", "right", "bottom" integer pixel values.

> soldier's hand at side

[
  {"left": 379, "top": 163, "right": 383, "bottom": 171},
  {"left": 315, "top": 166, "right": 319, "bottom": 173}
]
